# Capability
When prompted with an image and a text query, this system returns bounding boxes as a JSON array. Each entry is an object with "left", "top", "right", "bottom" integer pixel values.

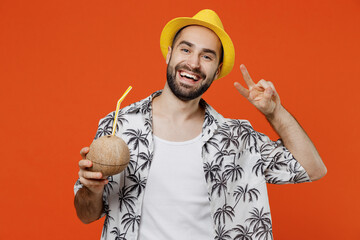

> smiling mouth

[{"left": 178, "top": 70, "right": 203, "bottom": 82}]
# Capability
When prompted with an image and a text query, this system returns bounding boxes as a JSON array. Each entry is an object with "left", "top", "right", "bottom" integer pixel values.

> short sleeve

[
  {"left": 74, "top": 179, "right": 83, "bottom": 195},
  {"left": 73, "top": 178, "right": 109, "bottom": 218},
  {"left": 259, "top": 138, "right": 311, "bottom": 184}
]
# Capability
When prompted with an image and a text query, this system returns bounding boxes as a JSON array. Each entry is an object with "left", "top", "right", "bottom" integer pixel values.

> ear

[{"left": 166, "top": 46, "right": 172, "bottom": 64}]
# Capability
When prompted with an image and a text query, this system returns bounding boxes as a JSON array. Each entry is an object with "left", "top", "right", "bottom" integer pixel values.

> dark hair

[{"left": 171, "top": 26, "right": 224, "bottom": 65}]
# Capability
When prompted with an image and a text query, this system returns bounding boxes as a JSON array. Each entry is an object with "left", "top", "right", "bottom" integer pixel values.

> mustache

[{"left": 175, "top": 64, "right": 206, "bottom": 80}]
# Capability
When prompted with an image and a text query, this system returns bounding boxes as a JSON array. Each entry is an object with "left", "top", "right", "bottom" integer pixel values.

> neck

[
  {"left": 151, "top": 83, "right": 205, "bottom": 142},
  {"left": 153, "top": 83, "right": 204, "bottom": 123}
]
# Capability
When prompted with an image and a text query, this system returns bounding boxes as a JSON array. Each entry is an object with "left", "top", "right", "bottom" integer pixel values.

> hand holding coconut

[{"left": 78, "top": 147, "right": 109, "bottom": 195}]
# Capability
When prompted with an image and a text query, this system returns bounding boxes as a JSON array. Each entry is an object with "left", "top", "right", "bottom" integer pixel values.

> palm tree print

[
  {"left": 229, "top": 119, "right": 253, "bottom": 137},
  {"left": 102, "top": 202, "right": 114, "bottom": 238},
  {"left": 144, "top": 117, "right": 152, "bottom": 133},
  {"left": 219, "top": 127, "right": 240, "bottom": 150},
  {"left": 125, "top": 152, "right": 137, "bottom": 175},
  {"left": 203, "top": 105, "right": 216, "bottom": 127},
  {"left": 252, "top": 158, "right": 264, "bottom": 176},
  {"left": 288, "top": 160, "right": 311, "bottom": 183},
  {"left": 267, "top": 152, "right": 288, "bottom": 171},
  {"left": 215, "top": 225, "right": 232, "bottom": 240},
  {"left": 259, "top": 142, "right": 274, "bottom": 161},
  {"left": 116, "top": 110, "right": 129, "bottom": 128},
  {"left": 98, "top": 112, "right": 116, "bottom": 130},
  {"left": 203, "top": 136, "right": 220, "bottom": 154},
  {"left": 124, "top": 129, "right": 149, "bottom": 151},
  {"left": 253, "top": 141, "right": 277, "bottom": 176},
  {"left": 214, "top": 204, "right": 235, "bottom": 225},
  {"left": 289, "top": 171, "right": 309, "bottom": 183},
  {"left": 118, "top": 186, "right": 136, "bottom": 213},
  {"left": 96, "top": 111, "right": 129, "bottom": 139},
  {"left": 137, "top": 150, "right": 153, "bottom": 172},
  {"left": 211, "top": 173, "right": 228, "bottom": 202},
  {"left": 214, "top": 149, "right": 234, "bottom": 166},
  {"left": 255, "top": 224, "right": 273, "bottom": 240},
  {"left": 110, "top": 227, "right": 126, "bottom": 240},
  {"left": 233, "top": 184, "right": 260, "bottom": 208},
  {"left": 124, "top": 129, "right": 149, "bottom": 171},
  {"left": 240, "top": 128, "right": 259, "bottom": 153},
  {"left": 126, "top": 173, "right": 146, "bottom": 197},
  {"left": 265, "top": 175, "right": 285, "bottom": 184},
  {"left": 204, "top": 161, "right": 221, "bottom": 182},
  {"left": 104, "top": 176, "right": 117, "bottom": 196},
  {"left": 121, "top": 213, "right": 141, "bottom": 233},
  {"left": 246, "top": 207, "right": 272, "bottom": 233},
  {"left": 232, "top": 225, "right": 253, "bottom": 240},
  {"left": 224, "top": 161, "right": 244, "bottom": 182},
  {"left": 95, "top": 125, "right": 113, "bottom": 139},
  {"left": 125, "top": 104, "right": 139, "bottom": 114},
  {"left": 139, "top": 99, "right": 152, "bottom": 114}
]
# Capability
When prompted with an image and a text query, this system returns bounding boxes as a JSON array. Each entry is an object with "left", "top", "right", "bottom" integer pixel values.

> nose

[{"left": 186, "top": 53, "right": 200, "bottom": 69}]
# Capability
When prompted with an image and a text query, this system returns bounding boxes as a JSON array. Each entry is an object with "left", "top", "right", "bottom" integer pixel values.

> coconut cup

[{"left": 86, "top": 135, "right": 130, "bottom": 176}]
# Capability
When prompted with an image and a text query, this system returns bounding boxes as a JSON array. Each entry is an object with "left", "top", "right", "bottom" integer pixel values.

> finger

[
  {"left": 240, "top": 64, "right": 255, "bottom": 88},
  {"left": 81, "top": 170, "right": 104, "bottom": 180},
  {"left": 79, "top": 176, "right": 108, "bottom": 188},
  {"left": 257, "top": 79, "right": 271, "bottom": 91},
  {"left": 80, "top": 147, "right": 90, "bottom": 159},
  {"left": 263, "top": 87, "right": 274, "bottom": 101},
  {"left": 267, "top": 81, "right": 279, "bottom": 97},
  {"left": 234, "top": 82, "right": 249, "bottom": 98},
  {"left": 78, "top": 159, "right": 92, "bottom": 169}
]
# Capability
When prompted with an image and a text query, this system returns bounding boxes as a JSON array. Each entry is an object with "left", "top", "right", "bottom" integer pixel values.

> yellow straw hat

[{"left": 160, "top": 9, "right": 235, "bottom": 80}]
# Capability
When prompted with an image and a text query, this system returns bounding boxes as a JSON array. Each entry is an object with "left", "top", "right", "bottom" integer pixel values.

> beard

[{"left": 166, "top": 61, "right": 217, "bottom": 101}]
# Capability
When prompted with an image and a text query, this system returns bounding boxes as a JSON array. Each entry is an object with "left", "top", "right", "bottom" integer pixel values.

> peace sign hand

[{"left": 234, "top": 64, "right": 281, "bottom": 117}]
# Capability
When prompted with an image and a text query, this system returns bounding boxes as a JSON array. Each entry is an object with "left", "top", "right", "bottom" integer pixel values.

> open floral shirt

[{"left": 74, "top": 90, "right": 311, "bottom": 240}]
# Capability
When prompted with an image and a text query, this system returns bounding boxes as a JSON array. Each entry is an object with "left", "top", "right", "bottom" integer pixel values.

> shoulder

[
  {"left": 99, "top": 90, "right": 160, "bottom": 120},
  {"left": 120, "top": 90, "right": 161, "bottom": 115},
  {"left": 204, "top": 101, "right": 269, "bottom": 145},
  {"left": 203, "top": 100, "right": 256, "bottom": 131},
  {"left": 95, "top": 90, "right": 161, "bottom": 139}
]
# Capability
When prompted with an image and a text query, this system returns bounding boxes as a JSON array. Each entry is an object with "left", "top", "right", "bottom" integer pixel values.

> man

[{"left": 74, "top": 9, "right": 327, "bottom": 240}]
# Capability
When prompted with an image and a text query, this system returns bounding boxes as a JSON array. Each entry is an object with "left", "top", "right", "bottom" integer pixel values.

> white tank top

[{"left": 138, "top": 134, "right": 213, "bottom": 240}]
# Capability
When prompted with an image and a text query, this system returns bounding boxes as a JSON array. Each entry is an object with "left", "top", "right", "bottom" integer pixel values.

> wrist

[
  {"left": 265, "top": 104, "right": 285, "bottom": 122},
  {"left": 83, "top": 185, "right": 104, "bottom": 197}
]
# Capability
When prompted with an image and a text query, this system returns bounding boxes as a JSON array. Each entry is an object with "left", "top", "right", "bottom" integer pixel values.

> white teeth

[{"left": 180, "top": 71, "right": 198, "bottom": 80}]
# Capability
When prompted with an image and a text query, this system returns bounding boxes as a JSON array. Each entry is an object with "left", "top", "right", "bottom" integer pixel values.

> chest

[{"left": 152, "top": 115, "right": 203, "bottom": 142}]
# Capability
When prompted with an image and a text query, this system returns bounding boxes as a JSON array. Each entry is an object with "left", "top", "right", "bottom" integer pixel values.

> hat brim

[{"left": 160, "top": 17, "right": 235, "bottom": 80}]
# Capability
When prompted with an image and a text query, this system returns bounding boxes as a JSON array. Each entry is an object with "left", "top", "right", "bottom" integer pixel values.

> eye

[
  {"left": 181, "top": 48, "right": 190, "bottom": 53},
  {"left": 202, "top": 55, "right": 213, "bottom": 61}
]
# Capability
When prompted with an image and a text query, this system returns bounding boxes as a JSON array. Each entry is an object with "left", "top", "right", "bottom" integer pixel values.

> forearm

[
  {"left": 266, "top": 105, "right": 327, "bottom": 181},
  {"left": 74, "top": 186, "right": 104, "bottom": 224}
]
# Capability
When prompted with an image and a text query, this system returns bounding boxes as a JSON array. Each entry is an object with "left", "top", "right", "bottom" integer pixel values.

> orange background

[{"left": 1, "top": 0, "right": 359, "bottom": 239}]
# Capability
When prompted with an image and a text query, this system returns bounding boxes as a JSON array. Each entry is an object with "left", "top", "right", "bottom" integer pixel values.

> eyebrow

[{"left": 177, "top": 40, "right": 218, "bottom": 58}]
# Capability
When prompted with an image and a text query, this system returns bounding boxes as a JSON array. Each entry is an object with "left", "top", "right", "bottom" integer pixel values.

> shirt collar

[
  {"left": 201, "top": 99, "right": 221, "bottom": 141},
  {"left": 123, "top": 90, "right": 222, "bottom": 139}
]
